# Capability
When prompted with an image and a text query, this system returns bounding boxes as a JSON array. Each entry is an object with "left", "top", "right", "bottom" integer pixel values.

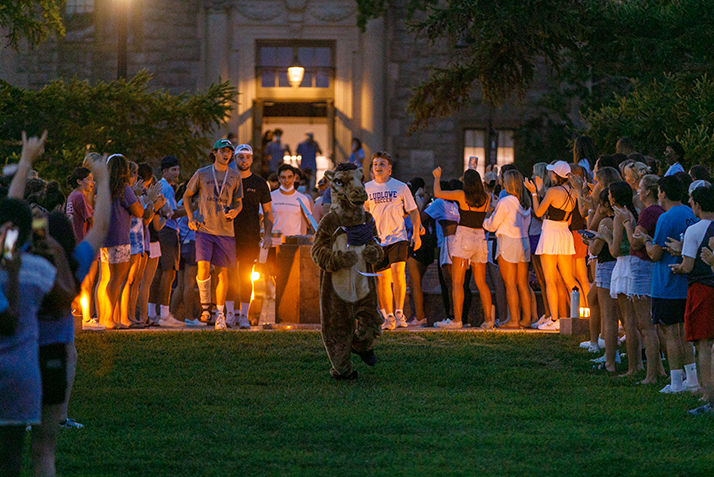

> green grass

[{"left": 40, "top": 332, "right": 714, "bottom": 476}]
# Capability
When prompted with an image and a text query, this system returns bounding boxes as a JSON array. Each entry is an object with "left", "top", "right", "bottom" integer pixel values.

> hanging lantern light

[{"left": 287, "top": 50, "right": 304, "bottom": 88}]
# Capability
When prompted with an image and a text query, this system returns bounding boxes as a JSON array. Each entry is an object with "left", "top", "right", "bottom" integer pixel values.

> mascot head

[{"left": 324, "top": 163, "right": 368, "bottom": 214}]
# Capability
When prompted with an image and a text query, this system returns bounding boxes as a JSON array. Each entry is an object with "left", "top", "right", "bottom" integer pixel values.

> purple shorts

[{"left": 195, "top": 232, "right": 236, "bottom": 268}]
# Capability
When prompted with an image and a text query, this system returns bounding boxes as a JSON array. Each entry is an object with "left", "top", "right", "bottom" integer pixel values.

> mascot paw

[
  {"left": 352, "top": 348, "right": 377, "bottom": 366},
  {"left": 337, "top": 250, "right": 359, "bottom": 268},
  {"left": 332, "top": 369, "right": 358, "bottom": 381},
  {"left": 362, "top": 244, "right": 383, "bottom": 264}
]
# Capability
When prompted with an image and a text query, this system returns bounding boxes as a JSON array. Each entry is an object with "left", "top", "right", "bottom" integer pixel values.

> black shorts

[
  {"left": 375, "top": 240, "right": 409, "bottom": 272},
  {"left": 236, "top": 240, "right": 260, "bottom": 266},
  {"left": 158, "top": 227, "right": 180, "bottom": 271},
  {"left": 39, "top": 343, "right": 68, "bottom": 406},
  {"left": 651, "top": 297, "right": 687, "bottom": 326},
  {"left": 179, "top": 240, "right": 196, "bottom": 269}
]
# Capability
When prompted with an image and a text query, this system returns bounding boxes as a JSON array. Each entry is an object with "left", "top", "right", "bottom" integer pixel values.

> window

[
  {"left": 257, "top": 42, "right": 333, "bottom": 89},
  {"left": 66, "top": 0, "right": 94, "bottom": 15},
  {"left": 463, "top": 129, "right": 514, "bottom": 177}
]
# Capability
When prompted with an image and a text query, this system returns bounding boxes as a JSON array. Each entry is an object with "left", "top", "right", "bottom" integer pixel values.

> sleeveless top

[
  {"left": 597, "top": 217, "right": 616, "bottom": 263},
  {"left": 547, "top": 185, "right": 575, "bottom": 221},
  {"left": 459, "top": 206, "right": 486, "bottom": 229}
]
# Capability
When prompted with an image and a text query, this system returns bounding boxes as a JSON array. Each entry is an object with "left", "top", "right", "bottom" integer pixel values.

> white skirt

[
  {"left": 535, "top": 219, "right": 575, "bottom": 255},
  {"left": 610, "top": 255, "right": 635, "bottom": 298}
]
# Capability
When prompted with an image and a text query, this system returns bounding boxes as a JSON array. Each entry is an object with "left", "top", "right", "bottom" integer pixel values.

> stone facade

[{"left": 0, "top": 0, "right": 548, "bottom": 181}]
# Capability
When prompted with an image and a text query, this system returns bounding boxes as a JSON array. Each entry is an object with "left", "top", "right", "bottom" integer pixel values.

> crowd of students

[{"left": 4, "top": 131, "right": 714, "bottom": 475}]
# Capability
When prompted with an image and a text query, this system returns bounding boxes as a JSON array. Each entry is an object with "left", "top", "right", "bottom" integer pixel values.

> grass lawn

[{"left": 39, "top": 331, "right": 714, "bottom": 476}]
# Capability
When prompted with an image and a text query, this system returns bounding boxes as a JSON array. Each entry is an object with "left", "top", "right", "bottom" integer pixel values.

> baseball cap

[
  {"left": 235, "top": 144, "right": 253, "bottom": 154},
  {"left": 213, "top": 139, "right": 234, "bottom": 151},
  {"left": 546, "top": 161, "right": 571, "bottom": 178},
  {"left": 484, "top": 171, "right": 498, "bottom": 184},
  {"left": 161, "top": 155, "right": 179, "bottom": 170},
  {"left": 689, "top": 179, "right": 711, "bottom": 195}
]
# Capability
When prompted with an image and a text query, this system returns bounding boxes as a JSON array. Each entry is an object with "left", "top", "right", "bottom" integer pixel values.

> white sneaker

[
  {"left": 598, "top": 337, "right": 606, "bottom": 349},
  {"left": 185, "top": 319, "right": 207, "bottom": 327},
  {"left": 215, "top": 314, "right": 227, "bottom": 331},
  {"left": 660, "top": 384, "right": 685, "bottom": 394},
  {"left": 579, "top": 340, "right": 592, "bottom": 349},
  {"left": 159, "top": 314, "right": 185, "bottom": 328},
  {"left": 82, "top": 318, "right": 106, "bottom": 331},
  {"left": 406, "top": 318, "right": 426, "bottom": 327},
  {"left": 381, "top": 315, "right": 396, "bottom": 331},
  {"left": 225, "top": 312, "right": 236, "bottom": 328},
  {"left": 395, "top": 312, "right": 408, "bottom": 328},
  {"left": 434, "top": 318, "right": 463, "bottom": 329},
  {"left": 238, "top": 314, "right": 251, "bottom": 329},
  {"left": 587, "top": 342, "right": 600, "bottom": 353},
  {"left": 683, "top": 380, "right": 702, "bottom": 393},
  {"left": 532, "top": 315, "right": 551, "bottom": 329},
  {"left": 538, "top": 319, "right": 560, "bottom": 331}
]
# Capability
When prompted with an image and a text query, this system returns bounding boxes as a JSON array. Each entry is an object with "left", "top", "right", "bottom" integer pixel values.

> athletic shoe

[
  {"left": 395, "top": 312, "right": 408, "bottom": 328},
  {"left": 587, "top": 342, "right": 600, "bottom": 353},
  {"left": 434, "top": 318, "right": 463, "bottom": 329},
  {"left": 59, "top": 418, "right": 84, "bottom": 429},
  {"left": 215, "top": 313, "right": 227, "bottom": 331},
  {"left": 406, "top": 318, "right": 426, "bottom": 327},
  {"left": 579, "top": 340, "right": 592, "bottom": 349},
  {"left": 538, "top": 319, "right": 560, "bottom": 331},
  {"left": 185, "top": 319, "right": 207, "bottom": 327},
  {"left": 590, "top": 350, "right": 621, "bottom": 364},
  {"left": 332, "top": 369, "right": 358, "bottom": 381},
  {"left": 659, "top": 384, "right": 685, "bottom": 394},
  {"left": 477, "top": 321, "right": 495, "bottom": 331},
  {"left": 82, "top": 318, "right": 106, "bottom": 331},
  {"left": 159, "top": 314, "right": 185, "bottom": 328},
  {"left": 683, "top": 380, "right": 702, "bottom": 394},
  {"left": 532, "top": 314, "right": 551, "bottom": 329},
  {"left": 238, "top": 314, "right": 251, "bottom": 329},
  {"left": 225, "top": 311, "right": 236, "bottom": 328},
  {"left": 598, "top": 337, "right": 606, "bottom": 349},
  {"left": 687, "top": 403, "right": 713, "bottom": 416},
  {"left": 381, "top": 315, "right": 396, "bottom": 331},
  {"left": 198, "top": 310, "right": 212, "bottom": 323}
]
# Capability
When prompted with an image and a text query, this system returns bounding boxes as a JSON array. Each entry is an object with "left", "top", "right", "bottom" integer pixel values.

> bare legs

[
  {"left": 407, "top": 257, "right": 427, "bottom": 321},
  {"left": 598, "top": 286, "right": 620, "bottom": 373},
  {"left": 120, "top": 253, "right": 146, "bottom": 326},
  {"left": 97, "top": 260, "right": 130, "bottom": 328},
  {"left": 695, "top": 340, "right": 714, "bottom": 403},
  {"left": 451, "top": 258, "right": 492, "bottom": 326},
  {"left": 376, "top": 262, "right": 407, "bottom": 315},
  {"left": 138, "top": 256, "right": 159, "bottom": 323},
  {"left": 632, "top": 296, "right": 663, "bottom": 384},
  {"left": 617, "top": 294, "right": 643, "bottom": 376},
  {"left": 539, "top": 253, "right": 578, "bottom": 322},
  {"left": 497, "top": 257, "right": 531, "bottom": 328}
]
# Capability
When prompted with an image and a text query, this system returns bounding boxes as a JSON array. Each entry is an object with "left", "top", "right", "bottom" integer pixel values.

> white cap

[
  {"left": 689, "top": 179, "right": 711, "bottom": 194},
  {"left": 546, "top": 161, "right": 571, "bottom": 178}
]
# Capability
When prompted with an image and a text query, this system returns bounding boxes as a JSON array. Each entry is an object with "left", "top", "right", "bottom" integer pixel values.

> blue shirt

[
  {"left": 159, "top": 178, "right": 178, "bottom": 231},
  {"left": 664, "top": 162, "right": 685, "bottom": 177},
  {"left": 651, "top": 205, "right": 698, "bottom": 299},
  {"left": 265, "top": 141, "right": 286, "bottom": 172},
  {"left": 296, "top": 140, "right": 320, "bottom": 171}
]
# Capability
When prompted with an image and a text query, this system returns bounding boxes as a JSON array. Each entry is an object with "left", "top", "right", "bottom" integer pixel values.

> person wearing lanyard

[{"left": 184, "top": 139, "right": 244, "bottom": 330}]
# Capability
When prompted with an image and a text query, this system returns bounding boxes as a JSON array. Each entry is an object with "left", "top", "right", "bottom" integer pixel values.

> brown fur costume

[{"left": 311, "top": 164, "right": 384, "bottom": 378}]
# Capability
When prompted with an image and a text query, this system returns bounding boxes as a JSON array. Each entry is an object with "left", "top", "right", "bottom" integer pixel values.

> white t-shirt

[
  {"left": 364, "top": 177, "right": 417, "bottom": 246},
  {"left": 270, "top": 189, "right": 313, "bottom": 246},
  {"left": 682, "top": 219, "right": 712, "bottom": 259}
]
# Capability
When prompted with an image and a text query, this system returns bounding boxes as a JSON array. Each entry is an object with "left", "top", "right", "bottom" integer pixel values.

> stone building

[{"left": 0, "top": 0, "right": 548, "bottom": 181}]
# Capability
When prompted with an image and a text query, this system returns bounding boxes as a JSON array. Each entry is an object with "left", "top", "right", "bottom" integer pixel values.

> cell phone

[
  {"left": 577, "top": 229, "right": 596, "bottom": 239},
  {"left": 3, "top": 228, "right": 19, "bottom": 260}
]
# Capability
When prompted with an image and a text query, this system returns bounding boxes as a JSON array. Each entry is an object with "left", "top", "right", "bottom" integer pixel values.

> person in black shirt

[{"left": 227, "top": 144, "right": 273, "bottom": 328}]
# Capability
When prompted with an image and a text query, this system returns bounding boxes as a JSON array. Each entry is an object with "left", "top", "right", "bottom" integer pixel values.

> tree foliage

[
  {"left": 0, "top": 71, "right": 237, "bottom": 184},
  {"left": 585, "top": 74, "right": 714, "bottom": 168},
  {"left": 357, "top": 0, "right": 714, "bottom": 129},
  {"left": 0, "top": 0, "right": 65, "bottom": 48}
]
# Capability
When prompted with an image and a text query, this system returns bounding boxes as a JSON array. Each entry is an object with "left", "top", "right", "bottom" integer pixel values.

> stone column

[
  {"left": 360, "top": 17, "right": 386, "bottom": 157},
  {"left": 204, "top": 3, "right": 231, "bottom": 86}
]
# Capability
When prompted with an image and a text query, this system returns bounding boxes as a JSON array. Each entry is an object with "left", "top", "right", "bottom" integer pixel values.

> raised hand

[
  {"left": 85, "top": 153, "right": 108, "bottom": 183},
  {"left": 132, "top": 178, "right": 144, "bottom": 197},
  {"left": 21, "top": 130, "right": 48, "bottom": 165},
  {"left": 146, "top": 182, "right": 162, "bottom": 203},
  {"left": 524, "top": 178, "right": 537, "bottom": 194},
  {"left": 432, "top": 166, "right": 442, "bottom": 179},
  {"left": 612, "top": 205, "right": 634, "bottom": 224}
]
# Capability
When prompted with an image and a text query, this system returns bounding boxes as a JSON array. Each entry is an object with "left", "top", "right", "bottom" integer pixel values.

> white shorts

[
  {"left": 100, "top": 244, "right": 131, "bottom": 264},
  {"left": 451, "top": 226, "right": 488, "bottom": 264},
  {"left": 610, "top": 255, "right": 635, "bottom": 298},
  {"left": 148, "top": 241, "right": 162, "bottom": 259},
  {"left": 535, "top": 219, "right": 575, "bottom": 255},
  {"left": 496, "top": 235, "right": 531, "bottom": 263}
]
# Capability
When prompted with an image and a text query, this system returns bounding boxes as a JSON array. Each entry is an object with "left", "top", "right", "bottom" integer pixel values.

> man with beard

[{"left": 226, "top": 144, "right": 273, "bottom": 328}]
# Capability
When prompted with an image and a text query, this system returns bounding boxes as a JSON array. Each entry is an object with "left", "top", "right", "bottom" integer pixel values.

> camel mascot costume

[{"left": 311, "top": 162, "right": 384, "bottom": 380}]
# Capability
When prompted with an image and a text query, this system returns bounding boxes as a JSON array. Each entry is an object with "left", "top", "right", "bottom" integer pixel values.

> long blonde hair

[{"left": 503, "top": 170, "right": 531, "bottom": 209}]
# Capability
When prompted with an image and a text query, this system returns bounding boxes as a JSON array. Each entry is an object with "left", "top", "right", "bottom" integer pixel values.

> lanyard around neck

[{"left": 211, "top": 165, "right": 229, "bottom": 201}]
